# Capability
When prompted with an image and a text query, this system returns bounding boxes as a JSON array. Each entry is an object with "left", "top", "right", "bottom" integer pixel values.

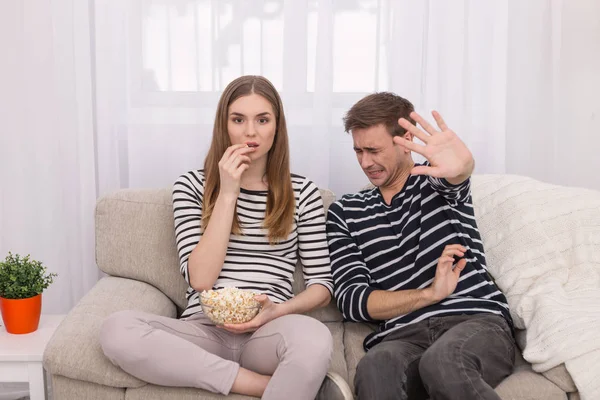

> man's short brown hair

[{"left": 343, "top": 92, "right": 415, "bottom": 137}]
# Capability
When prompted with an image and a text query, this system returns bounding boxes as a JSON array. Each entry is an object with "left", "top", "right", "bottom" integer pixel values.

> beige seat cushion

[
  {"left": 495, "top": 351, "right": 568, "bottom": 400},
  {"left": 52, "top": 375, "right": 126, "bottom": 400},
  {"left": 43, "top": 277, "right": 176, "bottom": 388},
  {"left": 342, "top": 322, "right": 376, "bottom": 390},
  {"left": 515, "top": 328, "right": 577, "bottom": 393},
  {"left": 543, "top": 364, "right": 578, "bottom": 393},
  {"left": 125, "top": 385, "right": 256, "bottom": 400}
]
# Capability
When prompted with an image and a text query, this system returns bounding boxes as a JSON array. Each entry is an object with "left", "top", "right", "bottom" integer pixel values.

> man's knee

[
  {"left": 418, "top": 339, "right": 467, "bottom": 395},
  {"left": 355, "top": 347, "right": 396, "bottom": 386},
  {"left": 418, "top": 342, "right": 454, "bottom": 382},
  {"left": 355, "top": 348, "right": 412, "bottom": 400}
]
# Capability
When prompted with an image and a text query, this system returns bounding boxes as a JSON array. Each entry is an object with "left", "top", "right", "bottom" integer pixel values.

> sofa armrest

[{"left": 43, "top": 276, "right": 177, "bottom": 388}]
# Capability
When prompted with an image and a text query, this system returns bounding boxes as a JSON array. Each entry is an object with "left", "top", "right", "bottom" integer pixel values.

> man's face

[{"left": 352, "top": 124, "right": 411, "bottom": 188}]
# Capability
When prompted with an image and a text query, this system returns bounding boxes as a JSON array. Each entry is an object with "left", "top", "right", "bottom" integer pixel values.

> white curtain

[
  {"left": 94, "top": 0, "right": 600, "bottom": 198},
  {"left": 0, "top": 0, "right": 99, "bottom": 315},
  {"left": 1, "top": 0, "right": 599, "bottom": 314}
]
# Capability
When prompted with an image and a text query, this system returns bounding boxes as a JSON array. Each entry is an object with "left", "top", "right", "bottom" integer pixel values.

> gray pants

[
  {"left": 100, "top": 310, "right": 332, "bottom": 399},
  {"left": 355, "top": 313, "right": 516, "bottom": 400}
]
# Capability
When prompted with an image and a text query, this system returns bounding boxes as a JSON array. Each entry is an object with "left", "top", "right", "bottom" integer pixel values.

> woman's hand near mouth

[{"left": 219, "top": 144, "right": 257, "bottom": 198}]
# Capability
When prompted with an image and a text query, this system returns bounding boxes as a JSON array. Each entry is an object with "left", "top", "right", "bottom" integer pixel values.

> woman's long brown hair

[{"left": 201, "top": 75, "right": 295, "bottom": 243}]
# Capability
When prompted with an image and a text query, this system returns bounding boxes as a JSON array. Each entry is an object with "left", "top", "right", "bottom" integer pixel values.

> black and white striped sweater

[
  {"left": 173, "top": 170, "right": 334, "bottom": 319},
  {"left": 326, "top": 168, "right": 511, "bottom": 350}
]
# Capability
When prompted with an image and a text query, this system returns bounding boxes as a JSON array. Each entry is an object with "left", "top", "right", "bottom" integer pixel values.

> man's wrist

[
  {"left": 445, "top": 158, "right": 474, "bottom": 186},
  {"left": 421, "top": 287, "right": 441, "bottom": 305}
]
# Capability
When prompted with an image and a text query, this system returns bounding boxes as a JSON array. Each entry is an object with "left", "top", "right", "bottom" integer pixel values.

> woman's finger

[
  {"left": 234, "top": 155, "right": 252, "bottom": 168},
  {"left": 221, "top": 145, "right": 255, "bottom": 168},
  {"left": 221, "top": 144, "right": 246, "bottom": 162},
  {"left": 233, "top": 163, "right": 250, "bottom": 179}
]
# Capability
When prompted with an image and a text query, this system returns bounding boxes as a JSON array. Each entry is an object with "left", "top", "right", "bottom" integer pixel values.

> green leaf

[{"left": 0, "top": 252, "right": 58, "bottom": 299}]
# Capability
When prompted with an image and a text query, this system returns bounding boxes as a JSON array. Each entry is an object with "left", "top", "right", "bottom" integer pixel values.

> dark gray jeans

[{"left": 355, "top": 313, "right": 515, "bottom": 400}]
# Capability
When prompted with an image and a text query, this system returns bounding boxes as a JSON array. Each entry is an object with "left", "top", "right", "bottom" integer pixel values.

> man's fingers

[
  {"left": 410, "top": 111, "right": 438, "bottom": 136},
  {"left": 410, "top": 165, "right": 440, "bottom": 177},
  {"left": 439, "top": 256, "right": 455, "bottom": 265},
  {"left": 398, "top": 118, "right": 430, "bottom": 144},
  {"left": 432, "top": 110, "right": 449, "bottom": 131},
  {"left": 453, "top": 259, "right": 467, "bottom": 277},
  {"left": 394, "top": 136, "right": 426, "bottom": 154},
  {"left": 443, "top": 249, "right": 465, "bottom": 258},
  {"left": 443, "top": 244, "right": 467, "bottom": 252}
]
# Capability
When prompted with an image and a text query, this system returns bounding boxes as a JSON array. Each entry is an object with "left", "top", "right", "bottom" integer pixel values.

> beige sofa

[{"left": 43, "top": 180, "right": 580, "bottom": 399}]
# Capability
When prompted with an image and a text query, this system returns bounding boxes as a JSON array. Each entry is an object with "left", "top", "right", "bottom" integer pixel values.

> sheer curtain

[
  {"left": 0, "top": 0, "right": 99, "bottom": 315},
  {"left": 1, "top": 0, "right": 599, "bottom": 314},
  {"left": 94, "top": 0, "right": 600, "bottom": 199}
]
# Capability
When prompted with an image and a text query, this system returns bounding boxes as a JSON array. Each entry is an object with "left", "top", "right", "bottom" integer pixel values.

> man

[{"left": 326, "top": 92, "right": 515, "bottom": 400}]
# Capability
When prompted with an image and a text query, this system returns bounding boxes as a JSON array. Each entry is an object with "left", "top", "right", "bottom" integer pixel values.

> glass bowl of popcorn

[{"left": 199, "top": 287, "right": 261, "bottom": 325}]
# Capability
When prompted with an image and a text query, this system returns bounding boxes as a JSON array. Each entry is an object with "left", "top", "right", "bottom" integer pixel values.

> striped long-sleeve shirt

[
  {"left": 326, "top": 167, "right": 511, "bottom": 350},
  {"left": 173, "top": 170, "right": 334, "bottom": 318}
]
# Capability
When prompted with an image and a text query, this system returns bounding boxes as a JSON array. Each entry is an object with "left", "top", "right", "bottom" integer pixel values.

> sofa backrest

[
  {"left": 95, "top": 187, "right": 343, "bottom": 322},
  {"left": 470, "top": 174, "right": 600, "bottom": 330}
]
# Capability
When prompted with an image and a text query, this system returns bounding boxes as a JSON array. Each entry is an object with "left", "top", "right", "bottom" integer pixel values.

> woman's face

[{"left": 227, "top": 93, "right": 276, "bottom": 163}]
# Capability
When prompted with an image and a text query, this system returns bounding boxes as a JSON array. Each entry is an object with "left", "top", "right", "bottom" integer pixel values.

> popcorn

[{"left": 200, "top": 287, "right": 261, "bottom": 325}]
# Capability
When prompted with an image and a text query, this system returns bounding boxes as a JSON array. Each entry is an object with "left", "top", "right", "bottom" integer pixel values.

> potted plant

[{"left": 0, "top": 252, "right": 57, "bottom": 334}]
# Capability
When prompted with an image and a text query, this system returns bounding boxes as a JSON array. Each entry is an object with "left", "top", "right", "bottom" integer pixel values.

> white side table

[{"left": 0, "top": 315, "right": 65, "bottom": 400}]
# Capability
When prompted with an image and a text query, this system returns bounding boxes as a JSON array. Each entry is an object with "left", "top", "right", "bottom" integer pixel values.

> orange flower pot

[{"left": 0, "top": 293, "right": 42, "bottom": 334}]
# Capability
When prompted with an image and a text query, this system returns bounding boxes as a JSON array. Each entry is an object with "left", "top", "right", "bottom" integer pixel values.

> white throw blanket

[{"left": 471, "top": 175, "right": 600, "bottom": 400}]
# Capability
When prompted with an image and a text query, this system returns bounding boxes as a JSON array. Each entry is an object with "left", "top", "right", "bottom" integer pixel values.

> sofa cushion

[
  {"left": 495, "top": 350, "right": 568, "bottom": 400},
  {"left": 52, "top": 375, "right": 126, "bottom": 400},
  {"left": 325, "top": 322, "right": 350, "bottom": 382},
  {"left": 125, "top": 385, "right": 255, "bottom": 400},
  {"left": 44, "top": 277, "right": 176, "bottom": 388},
  {"left": 543, "top": 364, "right": 578, "bottom": 393},
  {"left": 342, "top": 322, "right": 377, "bottom": 390},
  {"left": 96, "top": 188, "right": 338, "bottom": 318},
  {"left": 513, "top": 329, "right": 575, "bottom": 392},
  {"left": 95, "top": 189, "right": 189, "bottom": 311}
]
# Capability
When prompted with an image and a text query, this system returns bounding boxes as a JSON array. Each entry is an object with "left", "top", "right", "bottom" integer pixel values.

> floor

[
  {"left": 0, "top": 378, "right": 52, "bottom": 400},
  {"left": 0, "top": 383, "right": 28, "bottom": 400}
]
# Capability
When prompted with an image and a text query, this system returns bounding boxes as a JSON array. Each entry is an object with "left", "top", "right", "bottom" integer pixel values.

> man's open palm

[{"left": 394, "top": 111, "right": 474, "bottom": 180}]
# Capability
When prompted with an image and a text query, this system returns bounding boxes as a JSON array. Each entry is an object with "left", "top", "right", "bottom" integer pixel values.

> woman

[{"left": 99, "top": 76, "right": 352, "bottom": 400}]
